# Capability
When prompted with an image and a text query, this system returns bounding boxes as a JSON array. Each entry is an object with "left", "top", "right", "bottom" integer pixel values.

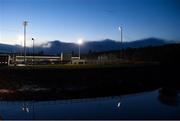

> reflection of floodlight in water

[
  {"left": 117, "top": 102, "right": 121, "bottom": 107},
  {"left": 77, "top": 38, "right": 83, "bottom": 59},
  {"left": 22, "top": 103, "right": 30, "bottom": 113}
]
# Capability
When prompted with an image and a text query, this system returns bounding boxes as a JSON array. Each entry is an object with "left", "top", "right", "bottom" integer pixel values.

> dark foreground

[{"left": 0, "top": 63, "right": 179, "bottom": 100}]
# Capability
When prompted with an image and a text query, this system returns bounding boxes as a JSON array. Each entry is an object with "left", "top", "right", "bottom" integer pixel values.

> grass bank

[{"left": 0, "top": 63, "right": 179, "bottom": 100}]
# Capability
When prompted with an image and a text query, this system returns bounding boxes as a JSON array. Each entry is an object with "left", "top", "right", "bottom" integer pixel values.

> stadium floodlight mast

[
  {"left": 32, "top": 38, "right": 35, "bottom": 65},
  {"left": 118, "top": 26, "right": 123, "bottom": 47},
  {"left": 23, "top": 21, "right": 28, "bottom": 64},
  {"left": 77, "top": 38, "right": 83, "bottom": 59},
  {"left": 118, "top": 26, "right": 123, "bottom": 58}
]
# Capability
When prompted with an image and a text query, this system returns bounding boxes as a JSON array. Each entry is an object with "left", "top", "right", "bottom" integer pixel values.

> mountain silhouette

[
  {"left": 0, "top": 38, "right": 178, "bottom": 55},
  {"left": 0, "top": 43, "right": 22, "bottom": 53},
  {"left": 123, "top": 37, "right": 167, "bottom": 48}
]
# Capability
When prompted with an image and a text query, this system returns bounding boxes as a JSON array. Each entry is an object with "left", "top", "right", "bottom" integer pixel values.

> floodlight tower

[
  {"left": 23, "top": 21, "right": 28, "bottom": 64},
  {"left": 77, "top": 38, "right": 83, "bottom": 59},
  {"left": 32, "top": 38, "right": 35, "bottom": 64},
  {"left": 118, "top": 26, "right": 123, "bottom": 58}
]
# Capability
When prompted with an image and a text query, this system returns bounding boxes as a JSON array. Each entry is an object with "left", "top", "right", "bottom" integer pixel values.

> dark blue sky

[{"left": 0, "top": 0, "right": 180, "bottom": 46}]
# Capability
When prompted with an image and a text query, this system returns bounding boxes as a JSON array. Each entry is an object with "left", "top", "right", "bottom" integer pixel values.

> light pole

[
  {"left": 23, "top": 21, "right": 28, "bottom": 64},
  {"left": 118, "top": 26, "right": 123, "bottom": 58},
  {"left": 77, "top": 38, "right": 83, "bottom": 59},
  {"left": 32, "top": 38, "right": 35, "bottom": 65}
]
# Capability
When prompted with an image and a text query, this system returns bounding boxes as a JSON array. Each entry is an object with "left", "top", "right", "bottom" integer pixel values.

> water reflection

[
  {"left": 117, "top": 102, "right": 121, "bottom": 108},
  {"left": 22, "top": 102, "right": 30, "bottom": 113},
  {"left": 0, "top": 90, "right": 179, "bottom": 120}
]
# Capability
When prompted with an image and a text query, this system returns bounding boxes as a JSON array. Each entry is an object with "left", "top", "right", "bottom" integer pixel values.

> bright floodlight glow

[
  {"left": 77, "top": 38, "right": 83, "bottom": 45},
  {"left": 118, "top": 26, "right": 122, "bottom": 31}
]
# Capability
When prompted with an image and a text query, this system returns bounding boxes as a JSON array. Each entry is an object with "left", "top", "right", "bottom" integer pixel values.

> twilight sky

[{"left": 0, "top": 0, "right": 180, "bottom": 46}]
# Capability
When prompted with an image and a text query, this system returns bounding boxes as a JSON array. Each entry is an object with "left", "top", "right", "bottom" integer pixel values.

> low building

[
  {"left": 71, "top": 57, "right": 86, "bottom": 64},
  {"left": 0, "top": 54, "right": 10, "bottom": 66},
  {"left": 15, "top": 56, "right": 62, "bottom": 65}
]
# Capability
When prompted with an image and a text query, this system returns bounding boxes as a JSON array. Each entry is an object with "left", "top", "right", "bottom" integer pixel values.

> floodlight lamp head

[
  {"left": 77, "top": 38, "right": 83, "bottom": 45},
  {"left": 118, "top": 26, "right": 122, "bottom": 31},
  {"left": 23, "top": 21, "right": 28, "bottom": 26}
]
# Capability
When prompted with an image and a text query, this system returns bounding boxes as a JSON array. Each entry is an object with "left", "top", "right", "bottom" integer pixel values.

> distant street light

[
  {"left": 77, "top": 38, "right": 83, "bottom": 59},
  {"left": 32, "top": 38, "right": 35, "bottom": 65},
  {"left": 23, "top": 21, "right": 28, "bottom": 64}
]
